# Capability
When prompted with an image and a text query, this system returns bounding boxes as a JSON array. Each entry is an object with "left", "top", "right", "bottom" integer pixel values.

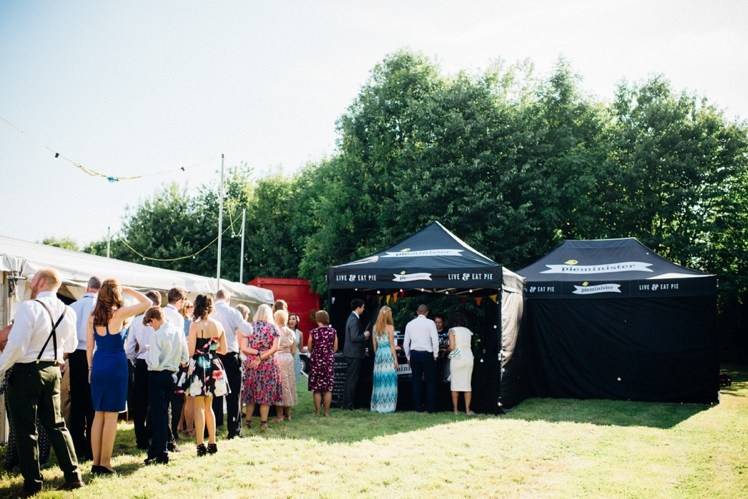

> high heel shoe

[
  {"left": 207, "top": 443, "right": 218, "bottom": 455},
  {"left": 196, "top": 443, "right": 207, "bottom": 457}
]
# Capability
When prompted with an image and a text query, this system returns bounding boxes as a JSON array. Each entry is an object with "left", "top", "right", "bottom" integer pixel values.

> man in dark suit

[{"left": 343, "top": 298, "right": 368, "bottom": 409}]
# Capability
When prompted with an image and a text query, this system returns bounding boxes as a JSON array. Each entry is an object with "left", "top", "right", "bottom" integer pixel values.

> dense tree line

[{"left": 85, "top": 51, "right": 748, "bottom": 356}]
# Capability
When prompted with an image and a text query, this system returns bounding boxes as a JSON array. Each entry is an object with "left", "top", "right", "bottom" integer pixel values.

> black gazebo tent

[
  {"left": 518, "top": 238, "right": 719, "bottom": 403},
  {"left": 327, "top": 221, "right": 522, "bottom": 413}
]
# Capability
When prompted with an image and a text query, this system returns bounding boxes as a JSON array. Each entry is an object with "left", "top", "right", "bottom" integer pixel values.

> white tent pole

[
  {"left": 239, "top": 207, "right": 246, "bottom": 283},
  {"left": 106, "top": 226, "right": 111, "bottom": 258},
  {"left": 216, "top": 153, "right": 224, "bottom": 289}
]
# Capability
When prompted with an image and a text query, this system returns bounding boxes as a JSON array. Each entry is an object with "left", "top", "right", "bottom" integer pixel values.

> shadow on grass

[{"left": 719, "top": 366, "right": 748, "bottom": 398}]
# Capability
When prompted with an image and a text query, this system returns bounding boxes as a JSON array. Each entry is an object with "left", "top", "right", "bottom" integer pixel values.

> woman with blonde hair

[
  {"left": 273, "top": 309, "right": 297, "bottom": 421},
  {"left": 370, "top": 306, "right": 398, "bottom": 413},
  {"left": 87, "top": 279, "right": 151, "bottom": 474},
  {"left": 239, "top": 304, "right": 282, "bottom": 430}
]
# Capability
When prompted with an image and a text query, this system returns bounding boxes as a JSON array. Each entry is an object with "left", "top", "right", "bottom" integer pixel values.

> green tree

[{"left": 41, "top": 237, "right": 79, "bottom": 251}]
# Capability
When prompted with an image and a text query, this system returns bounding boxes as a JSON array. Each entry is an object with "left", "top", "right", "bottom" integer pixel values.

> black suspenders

[{"left": 34, "top": 300, "right": 66, "bottom": 363}]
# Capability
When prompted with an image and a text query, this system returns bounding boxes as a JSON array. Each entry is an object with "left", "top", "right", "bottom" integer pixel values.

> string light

[{"left": 0, "top": 115, "right": 208, "bottom": 182}]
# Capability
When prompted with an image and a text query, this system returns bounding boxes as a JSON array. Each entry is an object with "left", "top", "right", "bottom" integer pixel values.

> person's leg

[
  {"left": 246, "top": 402, "right": 255, "bottom": 426},
  {"left": 7, "top": 365, "right": 43, "bottom": 492},
  {"left": 205, "top": 396, "right": 216, "bottom": 444},
  {"left": 313, "top": 392, "right": 321, "bottom": 415},
  {"left": 37, "top": 365, "right": 80, "bottom": 483},
  {"left": 132, "top": 359, "right": 150, "bottom": 449},
  {"left": 184, "top": 396, "right": 194, "bottom": 435},
  {"left": 147, "top": 372, "right": 169, "bottom": 461},
  {"left": 275, "top": 405, "right": 284, "bottom": 423},
  {"left": 322, "top": 392, "right": 332, "bottom": 416},
  {"left": 68, "top": 350, "right": 88, "bottom": 459},
  {"left": 212, "top": 395, "right": 224, "bottom": 428},
  {"left": 170, "top": 394, "right": 184, "bottom": 441},
  {"left": 410, "top": 352, "right": 424, "bottom": 412},
  {"left": 225, "top": 354, "right": 242, "bottom": 437},
  {"left": 464, "top": 392, "right": 473, "bottom": 414},
  {"left": 259, "top": 404, "right": 269, "bottom": 427},
  {"left": 344, "top": 357, "right": 361, "bottom": 409},
  {"left": 90, "top": 412, "right": 103, "bottom": 465},
  {"left": 193, "top": 397, "right": 205, "bottom": 446},
  {"left": 424, "top": 355, "right": 437, "bottom": 413},
  {"left": 451, "top": 391, "right": 459, "bottom": 413},
  {"left": 99, "top": 412, "right": 119, "bottom": 470}
]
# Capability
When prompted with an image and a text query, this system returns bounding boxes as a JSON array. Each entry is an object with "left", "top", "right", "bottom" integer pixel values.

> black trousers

[
  {"left": 6, "top": 362, "right": 80, "bottom": 492},
  {"left": 147, "top": 371, "right": 174, "bottom": 460},
  {"left": 343, "top": 357, "right": 362, "bottom": 409},
  {"left": 410, "top": 351, "right": 437, "bottom": 412},
  {"left": 67, "top": 349, "right": 93, "bottom": 460},
  {"left": 212, "top": 352, "right": 242, "bottom": 437},
  {"left": 132, "top": 359, "right": 150, "bottom": 448}
]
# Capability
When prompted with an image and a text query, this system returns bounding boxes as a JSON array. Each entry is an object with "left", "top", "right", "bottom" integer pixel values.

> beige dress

[
  {"left": 274, "top": 326, "right": 298, "bottom": 406},
  {"left": 449, "top": 327, "right": 474, "bottom": 392}
]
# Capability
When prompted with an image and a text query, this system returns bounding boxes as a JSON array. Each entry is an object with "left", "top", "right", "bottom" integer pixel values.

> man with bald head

[{"left": 0, "top": 268, "right": 83, "bottom": 493}]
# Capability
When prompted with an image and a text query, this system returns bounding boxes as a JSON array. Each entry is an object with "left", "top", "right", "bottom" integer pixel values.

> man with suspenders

[{"left": 0, "top": 268, "right": 83, "bottom": 494}]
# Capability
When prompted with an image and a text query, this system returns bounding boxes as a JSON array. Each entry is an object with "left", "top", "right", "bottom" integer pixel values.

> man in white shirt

[
  {"left": 124, "top": 290, "right": 161, "bottom": 450},
  {"left": 211, "top": 289, "right": 252, "bottom": 438},
  {"left": 142, "top": 307, "right": 189, "bottom": 465},
  {"left": 162, "top": 288, "right": 189, "bottom": 449},
  {"left": 67, "top": 276, "right": 100, "bottom": 461},
  {"left": 0, "top": 268, "right": 83, "bottom": 493},
  {"left": 403, "top": 304, "right": 439, "bottom": 413}
]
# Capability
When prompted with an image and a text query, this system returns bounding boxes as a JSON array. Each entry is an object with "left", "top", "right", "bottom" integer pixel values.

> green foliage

[{"left": 84, "top": 51, "right": 748, "bottom": 319}]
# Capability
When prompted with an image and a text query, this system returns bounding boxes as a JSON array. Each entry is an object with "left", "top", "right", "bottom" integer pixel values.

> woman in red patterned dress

[
  {"left": 239, "top": 304, "right": 281, "bottom": 430},
  {"left": 307, "top": 310, "right": 338, "bottom": 416}
]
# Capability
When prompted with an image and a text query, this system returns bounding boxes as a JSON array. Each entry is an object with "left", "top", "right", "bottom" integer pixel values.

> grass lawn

[{"left": 1, "top": 368, "right": 747, "bottom": 498}]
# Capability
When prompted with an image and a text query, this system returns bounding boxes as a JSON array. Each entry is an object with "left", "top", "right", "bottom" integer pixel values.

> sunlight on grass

[{"left": 1, "top": 370, "right": 747, "bottom": 498}]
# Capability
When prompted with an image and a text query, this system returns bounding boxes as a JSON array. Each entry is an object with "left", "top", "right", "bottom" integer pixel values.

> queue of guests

[{"left": 0, "top": 267, "right": 475, "bottom": 495}]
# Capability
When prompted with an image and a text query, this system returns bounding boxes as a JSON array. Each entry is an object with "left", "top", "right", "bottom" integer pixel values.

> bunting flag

[
  {"left": 386, "top": 294, "right": 391, "bottom": 305},
  {"left": 489, "top": 294, "right": 499, "bottom": 303}
]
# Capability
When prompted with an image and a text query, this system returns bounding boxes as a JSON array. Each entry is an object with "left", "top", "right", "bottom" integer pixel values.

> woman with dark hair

[
  {"left": 307, "top": 310, "right": 338, "bottom": 416},
  {"left": 448, "top": 312, "right": 475, "bottom": 415},
  {"left": 186, "top": 294, "right": 228, "bottom": 456},
  {"left": 87, "top": 279, "right": 151, "bottom": 474}
]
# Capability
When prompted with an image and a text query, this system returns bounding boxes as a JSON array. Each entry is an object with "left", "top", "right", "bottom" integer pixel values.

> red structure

[{"left": 248, "top": 277, "right": 320, "bottom": 343}]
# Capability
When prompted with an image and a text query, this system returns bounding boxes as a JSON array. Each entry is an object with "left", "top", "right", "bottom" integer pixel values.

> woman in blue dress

[
  {"left": 370, "top": 306, "right": 398, "bottom": 413},
  {"left": 86, "top": 279, "right": 150, "bottom": 475}
]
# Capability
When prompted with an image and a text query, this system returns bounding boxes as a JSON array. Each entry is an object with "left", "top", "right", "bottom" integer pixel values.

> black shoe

[
  {"left": 91, "top": 465, "right": 115, "bottom": 475},
  {"left": 57, "top": 478, "right": 85, "bottom": 490},
  {"left": 167, "top": 441, "right": 180, "bottom": 452},
  {"left": 144, "top": 456, "right": 169, "bottom": 465},
  {"left": 21, "top": 483, "right": 42, "bottom": 497},
  {"left": 196, "top": 444, "right": 207, "bottom": 457},
  {"left": 207, "top": 443, "right": 218, "bottom": 455}
]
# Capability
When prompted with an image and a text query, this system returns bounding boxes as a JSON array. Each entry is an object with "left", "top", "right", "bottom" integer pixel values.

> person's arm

[
  {"left": 430, "top": 322, "right": 439, "bottom": 360},
  {"left": 179, "top": 330, "right": 189, "bottom": 366},
  {"left": 0, "top": 304, "right": 34, "bottom": 374},
  {"left": 113, "top": 287, "right": 151, "bottom": 320},
  {"left": 388, "top": 326, "right": 398, "bottom": 369},
  {"left": 262, "top": 337, "right": 280, "bottom": 361},
  {"left": 289, "top": 330, "right": 297, "bottom": 355},
  {"left": 86, "top": 316, "right": 95, "bottom": 370},
  {"left": 187, "top": 322, "right": 197, "bottom": 357},
  {"left": 125, "top": 319, "right": 139, "bottom": 362},
  {"left": 216, "top": 322, "right": 228, "bottom": 355},
  {"left": 448, "top": 329, "right": 456, "bottom": 351},
  {"left": 403, "top": 324, "right": 412, "bottom": 362},
  {"left": 333, "top": 333, "right": 339, "bottom": 353},
  {"left": 60, "top": 307, "right": 77, "bottom": 357},
  {"left": 371, "top": 332, "right": 377, "bottom": 353},
  {"left": 348, "top": 316, "right": 365, "bottom": 343},
  {"left": 146, "top": 329, "right": 160, "bottom": 370},
  {"left": 307, "top": 332, "right": 314, "bottom": 353}
]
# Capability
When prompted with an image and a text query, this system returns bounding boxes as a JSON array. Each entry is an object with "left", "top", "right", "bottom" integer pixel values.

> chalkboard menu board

[{"left": 331, "top": 353, "right": 348, "bottom": 407}]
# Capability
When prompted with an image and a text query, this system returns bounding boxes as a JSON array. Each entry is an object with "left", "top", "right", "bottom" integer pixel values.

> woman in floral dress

[
  {"left": 307, "top": 310, "right": 338, "bottom": 416},
  {"left": 186, "top": 294, "right": 228, "bottom": 456},
  {"left": 239, "top": 304, "right": 281, "bottom": 430}
]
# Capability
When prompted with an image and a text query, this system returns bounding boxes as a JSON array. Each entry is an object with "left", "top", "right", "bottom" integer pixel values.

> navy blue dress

[{"left": 91, "top": 325, "right": 129, "bottom": 412}]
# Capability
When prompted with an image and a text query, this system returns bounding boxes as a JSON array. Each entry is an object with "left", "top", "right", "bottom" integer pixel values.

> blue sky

[{"left": 1, "top": 0, "right": 746, "bottom": 246}]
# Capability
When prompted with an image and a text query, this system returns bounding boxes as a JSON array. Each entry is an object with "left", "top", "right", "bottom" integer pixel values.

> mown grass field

[{"left": 1, "top": 368, "right": 746, "bottom": 498}]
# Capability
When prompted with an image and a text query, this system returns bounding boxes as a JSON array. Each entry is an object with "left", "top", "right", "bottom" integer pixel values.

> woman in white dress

[{"left": 448, "top": 313, "right": 475, "bottom": 415}]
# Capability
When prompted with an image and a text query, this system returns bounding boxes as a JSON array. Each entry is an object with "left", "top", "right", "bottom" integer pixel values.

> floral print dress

[
  {"left": 185, "top": 335, "right": 228, "bottom": 397},
  {"left": 241, "top": 320, "right": 282, "bottom": 405},
  {"left": 309, "top": 325, "right": 336, "bottom": 392}
]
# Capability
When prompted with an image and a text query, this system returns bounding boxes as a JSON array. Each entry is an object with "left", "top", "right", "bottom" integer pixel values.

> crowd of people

[{"left": 0, "top": 268, "right": 475, "bottom": 495}]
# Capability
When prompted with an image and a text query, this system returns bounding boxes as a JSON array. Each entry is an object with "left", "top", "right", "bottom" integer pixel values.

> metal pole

[
  {"left": 106, "top": 226, "right": 111, "bottom": 258},
  {"left": 239, "top": 207, "right": 246, "bottom": 283},
  {"left": 216, "top": 154, "right": 224, "bottom": 289}
]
